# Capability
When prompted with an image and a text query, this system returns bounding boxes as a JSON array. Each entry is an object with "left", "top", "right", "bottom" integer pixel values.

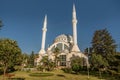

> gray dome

[{"left": 54, "top": 34, "right": 73, "bottom": 43}]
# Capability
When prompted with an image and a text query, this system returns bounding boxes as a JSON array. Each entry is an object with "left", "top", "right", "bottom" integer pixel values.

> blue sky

[{"left": 0, "top": 0, "right": 120, "bottom": 53}]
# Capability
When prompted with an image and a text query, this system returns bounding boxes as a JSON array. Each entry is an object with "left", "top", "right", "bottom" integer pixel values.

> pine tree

[
  {"left": 28, "top": 51, "right": 35, "bottom": 68},
  {"left": 91, "top": 29, "right": 116, "bottom": 63},
  {"left": 0, "top": 19, "right": 3, "bottom": 29},
  {"left": 90, "top": 29, "right": 117, "bottom": 78}
]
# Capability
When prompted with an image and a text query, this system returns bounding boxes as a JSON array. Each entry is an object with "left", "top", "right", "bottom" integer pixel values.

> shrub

[
  {"left": 107, "top": 69, "right": 118, "bottom": 76},
  {"left": 0, "top": 68, "right": 3, "bottom": 75},
  {"left": 37, "top": 65, "right": 44, "bottom": 71},
  {"left": 72, "top": 64, "right": 80, "bottom": 73},
  {"left": 62, "top": 68, "right": 72, "bottom": 73},
  {"left": 70, "top": 56, "right": 84, "bottom": 74},
  {"left": 118, "top": 65, "right": 120, "bottom": 73}
]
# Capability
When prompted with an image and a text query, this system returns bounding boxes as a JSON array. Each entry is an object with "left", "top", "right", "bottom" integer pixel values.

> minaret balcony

[
  {"left": 42, "top": 28, "right": 47, "bottom": 31},
  {"left": 72, "top": 20, "right": 77, "bottom": 23}
]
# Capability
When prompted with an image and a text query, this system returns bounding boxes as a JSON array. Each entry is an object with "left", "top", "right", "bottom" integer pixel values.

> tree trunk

[
  {"left": 3, "top": 66, "right": 7, "bottom": 80},
  {"left": 99, "top": 69, "right": 102, "bottom": 80}
]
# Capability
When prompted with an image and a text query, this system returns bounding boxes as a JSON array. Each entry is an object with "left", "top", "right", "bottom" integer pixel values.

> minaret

[
  {"left": 71, "top": 4, "right": 80, "bottom": 52},
  {"left": 39, "top": 15, "right": 47, "bottom": 54}
]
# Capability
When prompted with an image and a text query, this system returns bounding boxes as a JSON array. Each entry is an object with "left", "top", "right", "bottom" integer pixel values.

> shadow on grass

[
  {"left": 56, "top": 74, "right": 65, "bottom": 77},
  {"left": 8, "top": 78, "right": 25, "bottom": 80}
]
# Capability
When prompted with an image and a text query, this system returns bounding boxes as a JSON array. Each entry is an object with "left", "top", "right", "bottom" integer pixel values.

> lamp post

[{"left": 87, "top": 47, "right": 90, "bottom": 79}]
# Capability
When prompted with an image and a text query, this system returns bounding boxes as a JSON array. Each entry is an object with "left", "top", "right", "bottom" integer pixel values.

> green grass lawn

[{"left": 0, "top": 70, "right": 104, "bottom": 80}]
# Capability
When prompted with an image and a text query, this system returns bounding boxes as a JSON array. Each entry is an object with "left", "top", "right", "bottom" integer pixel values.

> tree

[
  {"left": 53, "top": 47, "right": 60, "bottom": 67},
  {"left": 0, "top": 38, "right": 22, "bottom": 79},
  {"left": 84, "top": 47, "right": 92, "bottom": 54},
  {"left": 114, "top": 52, "right": 120, "bottom": 73},
  {"left": 91, "top": 29, "right": 116, "bottom": 66},
  {"left": 39, "top": 56, "right": 55, "bottom": 72},
  {"left": 70, "top": 56, "right": 84, "bottom": 74},
  {"left": 90, "top": 53, "right": 108, "bottom": 78},
  {"left": 0, "top": 19, "right": 3, "bottom": 30},
  {"left": 28, "top": 51, "right": 35, "bottom": 68},
  {"left": 91, "top": 29, "right": 118, "bottom": 78},
  {"left": 21, "top": 53, "right": 29, "bottom": 68}
]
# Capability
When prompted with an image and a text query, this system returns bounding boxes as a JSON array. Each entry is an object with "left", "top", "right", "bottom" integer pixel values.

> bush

[
  {"left": 118, "top": 65, "right": 120, "bottom": 73},
  {"left": 62, "top": 68, "right": 72, "bottom": 73},
  {"left": 0, "top": 68, "right": 3, "bottom": 75},
  {"left": 37, "top": 65, "right": 45, "bottom": 71},
  {"left": 29, "top": 73, "right": 54, "bottom": 77},
  {"left": 72, "top": 64, "right": 80, "bottom": 73},
  {"left": 82, "top": 66, "right": 88, "bottom": 71},
  {"left": 70, "top": 56, "right": 84, "bottom": 74},
  {"left": 107, "top": 69, "right": 117, "bottom": 76}
]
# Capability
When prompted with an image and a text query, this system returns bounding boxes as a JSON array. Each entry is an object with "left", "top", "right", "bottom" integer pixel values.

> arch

[{"left": 48, "top": 42, "right": 69, "bottom": 52}]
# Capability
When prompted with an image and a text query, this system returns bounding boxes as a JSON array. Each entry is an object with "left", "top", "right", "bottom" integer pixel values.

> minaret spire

[
  {"left": 39, "top": 15, "right": 47, "bottom": 54},
  {"left": 73, "top": 4, "right": 77, "bottom": 20},
  {"left": 71, "top": 4, "right": 80, "bottom": 52}
]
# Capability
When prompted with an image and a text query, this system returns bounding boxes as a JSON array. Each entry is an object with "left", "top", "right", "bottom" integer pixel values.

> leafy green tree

[
  {"left": 70, "top": 56, "right": 84, "bottom": 74},
  {"left": 53, "top": 47, "right": 60, "bottom": 67},
  {"left": 91, "top": 54, "right": 108, "bottom": 69},
  {"left": 114, "top": 52, "right": 120, "bottom": 73},
  {"left": 21, "top": 53, "right": 29, "bottom": 68},
  {"left": 39, "top": 56, "right": 55, "bottom": 72},
  {"left": 84, "top": 47, "right": 92, "bottom": 54},
  {"left": 90, "top": 53, "right": 108, "bottom": 78},
  {"left": 0, "top": 38, "right": 22, "bottom": 79},
  {"left": 91, "top": 29, "right": 116, "bottom": 67},
  {"left": 28, "top": 51, "right": 35, "bottom": 68}
]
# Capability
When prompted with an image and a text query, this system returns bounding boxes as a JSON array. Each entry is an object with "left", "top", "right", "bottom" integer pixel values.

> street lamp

[{"left": 87, "top": 47, "right": 90, "bottom": 79}]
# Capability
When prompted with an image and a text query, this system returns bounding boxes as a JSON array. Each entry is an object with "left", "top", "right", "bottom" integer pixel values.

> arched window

[
  {"left": 56, "top": 43, "right": 62, "bottom": 51},
  {"left": 51, "top": 46, "right": 55, "bottom": 52},
  {"left": 64, "top": 44, "right": 69, "bottom": 50}
]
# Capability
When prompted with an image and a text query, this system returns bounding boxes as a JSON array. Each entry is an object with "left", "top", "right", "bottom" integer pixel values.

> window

[
  {"left": 56, "top": 43, "right": 62, "bottom": 51},
  {"left": 59, "top": 55, "right": 66, "bottom": 66},
  {"left": 51, "top": 46, "right": 55, "bottom": 52},
  {"left": 64, "top": 44, "right": 69, "bottom": 50}
]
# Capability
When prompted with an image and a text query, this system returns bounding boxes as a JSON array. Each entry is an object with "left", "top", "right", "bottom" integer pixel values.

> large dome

[{"left": 54, "top": 34, "right": 73, "bottom": 43}]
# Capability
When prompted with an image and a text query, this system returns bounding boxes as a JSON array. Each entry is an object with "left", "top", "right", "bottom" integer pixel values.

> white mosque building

[{"left": 36, "top": 4, "right": 88, "bottom": 67}]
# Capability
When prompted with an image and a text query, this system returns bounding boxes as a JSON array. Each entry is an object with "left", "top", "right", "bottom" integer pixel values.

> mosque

[{"left": 36, "top": 4, "right": 88, "bottom": 67}]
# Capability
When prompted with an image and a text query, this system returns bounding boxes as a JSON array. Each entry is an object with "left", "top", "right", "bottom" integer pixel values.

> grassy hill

[{"left": 0, "top": 70, "right": 101, "bottom": 80}]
